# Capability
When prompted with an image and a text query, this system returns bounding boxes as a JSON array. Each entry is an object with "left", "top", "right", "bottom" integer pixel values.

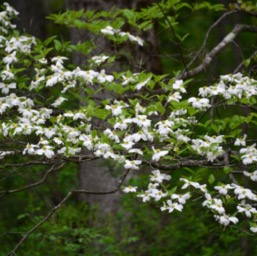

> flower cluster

[
  {"left": 199, "top": 73, "right": 257, "bottom": 100},
  {"left": 240, "top": 144, "right": 257, "bottom": 165},
  {"left": 191, "top": 135, "right": 224, "bottom": 161},
  {"left": 101, "top": 25, "right": 144, "bottom": 46},
  {"left": 2, "top": 2, "right": 257, "bottom": 234},
  {"left": 136, "top": 170, "right": 171, "bottom": 202},
  {"left": 0, "top": 3, "right": 18, "bottom": 34}
]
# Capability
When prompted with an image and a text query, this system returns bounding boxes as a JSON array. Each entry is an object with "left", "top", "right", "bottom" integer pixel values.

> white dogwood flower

[
  {"left": 150, "top": 169, "right": 171, "bottom": 183},
  {"left": 51, "top": 96, "right": 67, "bottom": 107},
  {"left": 97, "top": 69, "right": 114, "bottom": 83},
  {"left": 151, "top": 147, "right": 169, "bottom": 161},
  {"left": 171, "top": 193, "right": 190, "bottom": 204},
  {"left": 214, "top": 214, "right": 238, "bottom": 226},
  {"left": 123, "top": 186, "right": 137, "bottom": 193},
  {"left": 161, "top": 200, "right": 183, "bottom": 213},
  {"left": 124, "top": 160, "right": 142, "bottom": 170},
  {"left": 36, "top": 145, "right": 55, "bottom": 159},
  {"left": 188, "top": 97, "right": 210, "bottom": 110},
  {"left": 237, "top": 202, "right": 257, "bottom": 218},
  {"left": 0, "top": 82, "right": 16, "bottom": 94},
  {"left": 243, "top": 170, "right": 257, "bottom": 182}
]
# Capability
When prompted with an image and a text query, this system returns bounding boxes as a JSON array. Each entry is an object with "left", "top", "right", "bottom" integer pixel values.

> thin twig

[
  {"left": 233, "top": 50, "right": 257, "bottom": 73},
  {"left": 5, "top": 169, "right": 130, "bottom": 256},
  {"left": 61, "top": 154, "right": 97, "bottom": 163},
  {"left": 156, "top": 2, "right": 189, "bottom": 76},
  {"left": 0, "top": 162, "right": 65, "bottom": 197},
  {"left": 5, "top": 191, "right": 74, "bottom": 256},
  {"left": 181, "top": 10, "right": 238, "bottom": 76},
  {"left": 0, "top": 160, "right": 56, "bottom": 169},
  {"left": 179, "top": 24, "right": 257, "bottom": 80}
]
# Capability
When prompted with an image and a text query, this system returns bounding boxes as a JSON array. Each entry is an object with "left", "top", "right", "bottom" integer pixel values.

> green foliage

[
  {"left": 234, "top": 0, "right": 257, "bottom": 13},
  {"left": 2, "top": 0, "right": 257, "bottom": 255},
  {"left": 5, "top": 191, "right": 256, "bottom": 256}
]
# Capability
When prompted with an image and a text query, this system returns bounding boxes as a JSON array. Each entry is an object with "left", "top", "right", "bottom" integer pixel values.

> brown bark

[{"left": 8, "top": 0, "right": 47, "bottom": 39}]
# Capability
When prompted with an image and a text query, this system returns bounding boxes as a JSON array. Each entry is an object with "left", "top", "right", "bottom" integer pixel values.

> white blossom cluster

[
  {"left": 240, "top": 144, "right": 257, "bottom": 165},
  {"left": 2, "top": 2, "right": 257, "bottom": 234},
  {"left": 100, "top": 25, "right": 144, "bottom": 46},
  {"left": 129, "top": 174, "right": 257, "bottom": 230},
  {"left": 191, "top": 135, "right": 224, "bottom": 162},
  {"left": 0, "top": 2, "right": 18, "bottom": 34},
  {"left": 199, "top": 73, "right": 257, "bottom": 100}
]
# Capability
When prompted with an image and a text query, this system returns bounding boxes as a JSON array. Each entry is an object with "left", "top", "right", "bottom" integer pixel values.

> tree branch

[
  {"left": 179, "top": 24, "right": 257, "bottom": 80},
  {"left": 156, "top": 2, "right": 189, "bottom": 75},
  {"left": 5, "top": 168, "right": 130, "bottom": 256},
  {"left": 0, "top": 160, "right": 57, "bottom": 169},
  {"left": 233, "top": 49, "right": 257, "bottom": 73},
  {"left": 181, "top": 10, "right": 238, "bottom": 76},
  {"left": 0, "top": 162, "right": 65, "bottom": 197},
  {"left": 5, "top": 191, "right": 74, "bottom": 256},
  {"left": 143, "top": 158, "right": 225, "bottom": 171}
]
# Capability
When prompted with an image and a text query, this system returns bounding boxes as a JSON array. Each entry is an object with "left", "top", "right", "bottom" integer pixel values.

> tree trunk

[{"left": 8, "top": 0, "right": 47, "bottom": 39}]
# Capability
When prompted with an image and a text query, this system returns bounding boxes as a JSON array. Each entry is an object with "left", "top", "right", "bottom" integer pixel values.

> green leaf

[
  {"left": 183, "top": 167, "right": 195, "bottom": 174},
  {"left": 169, "top": 186, "right": 177, "bottom": 195},
  {"left": 93, "top": 108, "right": 110, "bottom": 120},
  {"left": 243, "top": 58, "right": 251, "bottom": 67},
  {"left": 208, "top": 174, "right": 215, "bottom": 184},
  {"left": 69, "top": 41, "right": 95, "bottom": 56},
  {"left": 223, "top": 167, "right": 232, "bottom": 174},
  {"left": 147, "top": 102, "right": 165, "bottom": 115},
  {"left": 44, "top": 35, "right": 57, "bottom": 46},
  {"left": 138, "top": 20, "right": 153, "bottom": 30},
  {"left": 17, "top": 213, "right": 30, "bottom": 220},
  {"left": 107, "top": 82, "right": 128, "bottom": 95},
  {"left": 54, "top": 39, "right": 62, "bottom": 51},
  {"left": 192, "top": 2, "right": 225, "bottom": 11}
]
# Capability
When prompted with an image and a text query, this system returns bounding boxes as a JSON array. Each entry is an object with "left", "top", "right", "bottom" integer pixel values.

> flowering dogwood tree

[{"left": 2, "top": 1, "right": 257, "bottom": 254}]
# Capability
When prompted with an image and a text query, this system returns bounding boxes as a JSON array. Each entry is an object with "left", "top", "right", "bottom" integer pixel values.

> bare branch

[
  {"left": 143, "top": 158, "right": 225, "bottom": 171},
  {"left": 5, "top": 169, "right": 130, "bottom": 256},
  {"left": 0, "top": 160, "right": 58, "bottom": 169},
  {"left": 179, "top": 24, "right": 257, "bottom": 80},
  {"left": 233, "top": 50, "right": 257, "bottom": 73},
  {"left": 61, "top": 154, "right": 97, "bottom": 163},
  {"left": 181, "top": 10, "right": 238, "bottom": 76},
  {"left": 5, "top": 191, "right": 73, "bottom": 256},
  {"left": 0, "top": 162, "right": 65, "bottom": 197},
  {"left": 156, "top": 2, "right": 189, "bottom": 75}
]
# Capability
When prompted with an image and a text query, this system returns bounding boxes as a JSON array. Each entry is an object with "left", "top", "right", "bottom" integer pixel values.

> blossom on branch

[
  {"left": 214, "top": 214, "right": 239, "bottom": 226},
  {"left": 123, "top": 186, "right": 137, "bottom": 193},
  {"left": 124, "top": 160, "right": 142, "bottom": 170},
  {"left": 161, "top": 200, "right": 183, "bottom": 213},
  {"left": 188, "top": 97, "right": 210, "bottom": 110},
  {"left": 150, "top": 169, "right": 171, "bottom": 183},
  {"left": 151, "top": 147, "right": 169, "bottom": 162}
]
